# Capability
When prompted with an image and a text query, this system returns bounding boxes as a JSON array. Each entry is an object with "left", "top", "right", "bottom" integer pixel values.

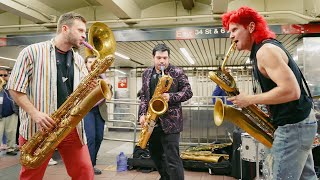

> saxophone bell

[
  {"left": 150, "top": 65, "right": 169, "bottom": 115},
  {"left": 150, "top": 96, "right": 168, "bottom": 116},
  {"left": 214, "top": 98, "right": 273, "bottom": 148}
]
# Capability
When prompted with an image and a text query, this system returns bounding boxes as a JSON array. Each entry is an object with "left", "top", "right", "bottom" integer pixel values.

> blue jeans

[
  {"left": 84, "top": 106, "right": 105, "bottom": 166},
  {"left": 264, "top": 109, "right": 318, "bottom": 180}
]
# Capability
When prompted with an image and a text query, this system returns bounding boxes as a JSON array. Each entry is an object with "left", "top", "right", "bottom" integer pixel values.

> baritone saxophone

[
  {"left": 138, "top": 66, "right": 173, "bottom": 149},
  {"left": 208, "top": 42, "right": 275, "bottom": 148},
  {"left": 20, "top": 22, "right": 115, "bottom": 169}
]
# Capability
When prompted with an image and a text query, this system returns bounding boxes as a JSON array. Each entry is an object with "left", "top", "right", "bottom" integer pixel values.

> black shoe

[
  {"left": 6, "top": 151, "right": 17, "bottom": 156},
  {"left": 94, "top": 167, "right": 102, "bottom": 175}
]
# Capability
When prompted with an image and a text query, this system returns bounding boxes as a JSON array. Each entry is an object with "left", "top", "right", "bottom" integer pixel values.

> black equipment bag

[
  {"left": 182, "top": 141, "right": 233, "bottom": 175},
  {"left": 182, "top": 159, "right": 232, "bottom": 175},
  {"left": 208, "top": 161, "right": 232, "bottom": 175},
  {"left": 127, "top": 145, "right": 156, "bottom": 173}
]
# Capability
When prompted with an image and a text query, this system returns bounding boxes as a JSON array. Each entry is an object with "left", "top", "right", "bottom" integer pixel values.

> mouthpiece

[
  {"left": 160, "top": 66, "right": 165, "bottom": 71},
  {"left": 82, "top": 41, "right": 94, "bottom": 50},
  {"left": 160, "top": 65, "right": 165, "bottom": 76},
  {"left": 82, "top": 41, "right": 100, "bottom": 59}
]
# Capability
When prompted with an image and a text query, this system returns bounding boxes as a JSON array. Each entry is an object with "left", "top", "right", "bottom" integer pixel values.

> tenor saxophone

[
  {"left": 208, "top": 42, "right": 275, "bottom": 148},
  {"left": 138, "top": 66, "right": 173, "bottom": 149},
  {"left": 20, "top": 22, "right": 115, "bottom": 169}
]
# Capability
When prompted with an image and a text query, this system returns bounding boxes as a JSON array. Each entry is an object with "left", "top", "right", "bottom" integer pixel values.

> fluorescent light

[
  {"left": 114, "top": 69, "right": 126, "bottom": 75},
  {"left": 0, "top": 56, "right": 16, "bottom": 61},
  {"left": 115, "top": 52, "right": 130, "bottom": 60},
  {"left": 297, "top": 46, "right": 303, "bottom": 53},
  {"left": 179, "top": 48, "right": 195, "bottom": 65},
  {"left": 245, "top": 58, "right": 250, "bottom": 64},
  {"left": 0, "top": 65, "right": 11, "bottom": 69}
]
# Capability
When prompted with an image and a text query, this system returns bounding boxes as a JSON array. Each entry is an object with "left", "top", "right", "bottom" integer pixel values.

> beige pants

[{"left": 0, "top": 114, "right": 18, "bottom": 151}]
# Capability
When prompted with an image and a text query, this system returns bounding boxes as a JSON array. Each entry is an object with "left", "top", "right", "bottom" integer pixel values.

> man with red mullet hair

[{"left": 222, "top": 6, "right": 318, "bottom": 179}]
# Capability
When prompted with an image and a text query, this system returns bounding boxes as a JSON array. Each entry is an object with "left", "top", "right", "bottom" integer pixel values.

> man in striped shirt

[{"left": 7, "top": 12, "right": 94, "bottom": 180}]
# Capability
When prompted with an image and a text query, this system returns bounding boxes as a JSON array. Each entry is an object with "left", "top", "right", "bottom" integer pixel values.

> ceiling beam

[
  {"left": 97, "top": 0, "right": 141, "bottom": 21},
  {"left": 181, "top": 0, "right": 194, "bottom": 10},
  {"left": 0, "top": 0, "right": 57, "bottom": 23},
  {"left": 211, "top": 0, "right": 228, "bottom": 14}
]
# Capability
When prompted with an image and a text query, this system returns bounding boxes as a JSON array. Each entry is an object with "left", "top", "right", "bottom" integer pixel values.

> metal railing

[{"left": 103, "top": 96, "right": 236, "bottom": 149}]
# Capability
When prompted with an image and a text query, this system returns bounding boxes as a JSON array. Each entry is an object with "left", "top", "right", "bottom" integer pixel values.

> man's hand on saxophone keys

[
  {"left": 31, "top": 110, "right": 56, "bottom": 132},
  {"left": 88, "top": 79, "right": 98, "bottom": 89},
  {"left": 162, "top": 93, "right": 170, "bottom": 101},
  {"left": 227, "top": 92, "right": 252, "bottom": 108},
  {"left": 139, "top": 115, "right": 146, "bottom": 128}
]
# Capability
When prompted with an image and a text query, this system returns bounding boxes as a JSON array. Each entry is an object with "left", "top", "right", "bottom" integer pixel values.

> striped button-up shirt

[{"left": 6, "top": 39, "right": 88, "bottom": 144}]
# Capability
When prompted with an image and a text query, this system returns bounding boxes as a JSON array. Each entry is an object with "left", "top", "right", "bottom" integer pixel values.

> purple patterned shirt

[{"left": 138, "top": 64, "right": 193, "bottom": 134}]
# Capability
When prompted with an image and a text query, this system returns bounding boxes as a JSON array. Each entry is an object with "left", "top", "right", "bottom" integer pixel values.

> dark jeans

[
  {"left": 149, "top": 126, "right": 184, "bottom": 180},
  {"left": 84, "top": 106, "right": 105, "bottom": 166}
]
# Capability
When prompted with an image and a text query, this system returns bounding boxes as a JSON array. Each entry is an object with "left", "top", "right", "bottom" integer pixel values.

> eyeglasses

[{"left": 0, "top": 74, "right": 8, "bottom": 77}]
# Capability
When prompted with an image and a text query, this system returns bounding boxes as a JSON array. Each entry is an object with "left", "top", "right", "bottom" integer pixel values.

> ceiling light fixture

[
  {"left": 292, "top": 55, "right": 298, "bottom": 61},
  {"left": 114, "top": 69, "right": 126, "bottom": 75},
  {"left": 179, "top": 48, "right": 195, "bottom": 65},
  {"left": 115, "top": 52, "right": 130, "bottom": 60},
  {"left": 0, "top": 56, "right": 16, "bottom": 61}
]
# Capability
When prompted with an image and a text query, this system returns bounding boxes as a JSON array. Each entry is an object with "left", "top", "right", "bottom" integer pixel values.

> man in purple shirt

[{"left": 139, "top": 44, "right": 193, "bottom": 180}]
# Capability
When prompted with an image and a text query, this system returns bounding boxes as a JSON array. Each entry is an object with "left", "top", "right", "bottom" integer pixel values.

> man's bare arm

[
  {"left": 9, "top": 90, "right": 55, "bottom": 130},
  {"left": 249, "top": 44, "right": 300, "bottom": 105}
]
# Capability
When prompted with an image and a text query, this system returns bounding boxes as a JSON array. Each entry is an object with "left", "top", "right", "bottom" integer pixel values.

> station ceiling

[{"left": 0, "top": 0, "right": 318, "bottom": 69}]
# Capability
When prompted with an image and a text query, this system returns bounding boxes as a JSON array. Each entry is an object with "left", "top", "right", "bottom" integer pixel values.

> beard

[{"left": 67, "top": 32, "right": 81, "bottom": 49}]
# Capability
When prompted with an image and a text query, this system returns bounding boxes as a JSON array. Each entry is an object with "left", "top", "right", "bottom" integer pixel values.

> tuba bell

[
  {"left": 208, "top": 42, "right": 275, "bottom": 148},
  {"left": 20, "top": 22, "right": 115, "bottom": 169},
  {"left": 85, "top": 22, "right": 116, "bottom": 58}
]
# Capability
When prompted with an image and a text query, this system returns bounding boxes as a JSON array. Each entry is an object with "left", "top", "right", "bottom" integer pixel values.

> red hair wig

[{"left": 222, "top": 6, "right": 275, "bottom": 44}]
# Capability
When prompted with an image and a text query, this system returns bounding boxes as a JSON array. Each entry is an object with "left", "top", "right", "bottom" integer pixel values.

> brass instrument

[
  {"left": 180, "top": 143, "right": 232, "bottom": 163},
  {"left": 0, "top": 77, "right": 5, "bottom": 92},
  {"left": 208, "top": 42, "right": 275, "bottom": 148},
  {"left": 180, "top": 151, "right": 227, "bottom": 163},
  {"left": 185, "top": 143, "right": 232, "bottom": 152},
  {"left": 138, "top": 66, "right": 173, "bottom": 149},
  {"left": 20, "top": 22, "right": 115, "bottom": 169}
]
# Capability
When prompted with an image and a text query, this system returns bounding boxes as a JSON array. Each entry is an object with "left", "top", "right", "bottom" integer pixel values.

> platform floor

[{"left": 0, "top": 131, "right": 236, "bottom": 180}]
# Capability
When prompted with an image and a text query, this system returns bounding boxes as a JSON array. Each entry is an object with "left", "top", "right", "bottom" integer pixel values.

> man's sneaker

[
  {"left": 0, "top": 144, "right": 8, "bottom": 151},
  {"left": 48, "top": 158, "right": 58, "bottom": 165},
  {"left": 94, "top": 167, "right": 102, "bottom": 175}
]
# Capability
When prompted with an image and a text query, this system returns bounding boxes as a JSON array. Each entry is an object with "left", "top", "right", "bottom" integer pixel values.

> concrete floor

[{"left": 0, "top": 130, "right": 236, "bottom": 180}]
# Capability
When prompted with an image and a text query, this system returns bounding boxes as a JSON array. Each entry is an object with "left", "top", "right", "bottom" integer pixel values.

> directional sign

[{"left": 118, "top": 77, "right": 127, "bottom": 88}]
